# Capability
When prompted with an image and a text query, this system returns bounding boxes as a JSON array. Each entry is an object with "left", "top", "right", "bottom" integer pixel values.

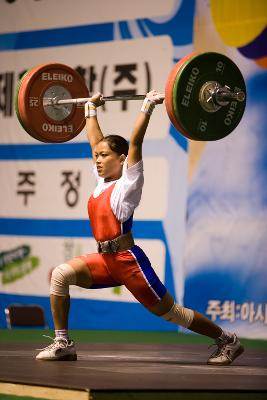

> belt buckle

[
  {"left": 97, "top": 239, "right": 119, "bottom": 253},
  {"left": 97, "top": 241, "right": 102, "bottom": 253},
  {"left": 108, "top": 239, "right": 119, "bottom": 253}
]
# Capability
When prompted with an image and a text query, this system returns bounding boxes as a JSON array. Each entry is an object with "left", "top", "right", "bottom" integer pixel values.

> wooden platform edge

[{"left": 0, "top": 382, "right": 90, "bottom": 400}]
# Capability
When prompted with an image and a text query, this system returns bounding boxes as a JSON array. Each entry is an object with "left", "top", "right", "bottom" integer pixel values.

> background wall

[
  {"left": 0, "top": 0, "right": 266, "bottom": 338},
  {"left": 184, "top": 0, "right": 267, "bottom": 339}
]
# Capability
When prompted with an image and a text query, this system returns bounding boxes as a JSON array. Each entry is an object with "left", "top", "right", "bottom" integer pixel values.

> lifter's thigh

[
  {"left": 118, "top": 247, "right": 174, "bottom": 315},
  {"left": 77, "top": 253, "right": 119, "bottom": 288}
]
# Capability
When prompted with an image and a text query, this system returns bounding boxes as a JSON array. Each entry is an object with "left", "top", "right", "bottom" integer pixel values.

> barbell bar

[
  {"left": 44, "top": 87, "right": 245, "bottom": 107},
  {"left": 44, "top": 94, "right": 147, "bottom": 106},
  {"left": 15, "top": 52, "right": 247, "bottom": 143}
]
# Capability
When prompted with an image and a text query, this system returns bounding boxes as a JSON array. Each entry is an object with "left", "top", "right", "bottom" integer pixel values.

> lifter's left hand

[{"left": 146, "top": 90, "right": 165, "bottom": 105}]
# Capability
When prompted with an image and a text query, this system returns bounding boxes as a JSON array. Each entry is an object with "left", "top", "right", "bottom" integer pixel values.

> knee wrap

[
  {"left": 50, "top": 263, "right": 76, "bottom": 296},
  {"left": 162, "top": 303, "right": 194, "bottom": 328}
]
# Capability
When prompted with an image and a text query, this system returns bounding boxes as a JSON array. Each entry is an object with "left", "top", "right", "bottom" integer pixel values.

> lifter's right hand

[{"left": 89, "top": 92, "right": 105, "bottom": 107}]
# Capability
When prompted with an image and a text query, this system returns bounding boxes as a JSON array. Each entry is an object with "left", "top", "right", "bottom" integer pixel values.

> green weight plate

[
  {"left": 166, "top": 54, "right": 199, "bottom": 139},
  {"left": 165, "top": 53, "right": 197, "bottom": 139},
  {"left": 170, "top": 53, "right": 206, "bottom": 140},
  {"left": 172, "top": 52, "right": 246, "bottom": 141}
]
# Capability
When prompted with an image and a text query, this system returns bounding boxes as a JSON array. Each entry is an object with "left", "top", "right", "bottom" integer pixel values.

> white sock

[{"left": 55, "top": 329, "right": 69, "bottom": 341}]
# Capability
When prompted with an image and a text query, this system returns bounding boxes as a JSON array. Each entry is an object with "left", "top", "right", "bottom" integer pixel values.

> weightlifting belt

[{"left": 97, "top": 231, "right": 134, "bottom": 253}]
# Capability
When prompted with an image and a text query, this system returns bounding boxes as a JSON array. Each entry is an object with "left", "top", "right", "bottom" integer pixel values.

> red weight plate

[
  {"left": 17, "top": 63, "right": 89, "bottom": 143},
  {"left": 165, "top": 53, "right": 196, "bottom": 139},
  {"left": 18, "top": 63, "right": 89, "bottom": 143},
  {"left": 16, "top": 68, "right": 51, "bottom": 142},
  {"left": 16, "top": 64, "right": 68, "bottom": 142},
  {"left": 17, "top": 64, "right": 60, "bottom": 142}
]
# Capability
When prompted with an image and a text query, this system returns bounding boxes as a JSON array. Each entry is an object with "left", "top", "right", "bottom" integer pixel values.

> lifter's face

[{"left": 94, "top": 141, "right": 125, "bottom": 182}]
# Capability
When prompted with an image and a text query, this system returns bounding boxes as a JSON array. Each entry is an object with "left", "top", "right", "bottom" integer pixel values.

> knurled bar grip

[{"left": 54, "top": 94, "right": 147, "bottom": 105}]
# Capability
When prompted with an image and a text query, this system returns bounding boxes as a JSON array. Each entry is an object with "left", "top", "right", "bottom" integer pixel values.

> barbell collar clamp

[
  {"left": 199, "top": 81, "right": 246, "bottom": 113},
  {"left": 214, "top": 86, "right": 246, "bottom": 106}
]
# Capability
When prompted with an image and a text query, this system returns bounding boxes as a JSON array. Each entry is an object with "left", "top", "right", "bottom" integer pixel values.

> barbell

[{"left": 15, "top": 52, "right": 246, "bottom": 143}]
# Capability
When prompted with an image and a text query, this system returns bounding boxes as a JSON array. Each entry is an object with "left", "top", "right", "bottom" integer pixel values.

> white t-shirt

[{"left": 92, "top": 158, "right": 144, "bottom": 223}]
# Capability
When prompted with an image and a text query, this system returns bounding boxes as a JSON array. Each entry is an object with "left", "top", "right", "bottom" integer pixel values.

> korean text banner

[{"left": 0, "top": 0, "right": 194, "bottom": 331}]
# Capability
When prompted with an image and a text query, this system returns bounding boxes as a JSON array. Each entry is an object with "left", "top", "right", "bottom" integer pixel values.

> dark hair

[{"left": 101, "top": 135, "right": 129, "bottom": 156}]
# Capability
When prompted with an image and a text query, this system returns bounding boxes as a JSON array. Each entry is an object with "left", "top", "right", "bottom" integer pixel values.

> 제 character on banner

[
  {"left": 76, "top": 65, "right": 99, "bottom": 95},
  {"left": 0, "top": 71, "right": 13, "bottom": 117}
]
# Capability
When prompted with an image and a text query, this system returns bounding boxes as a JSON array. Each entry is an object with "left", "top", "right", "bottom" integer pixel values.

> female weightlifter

[{"left": 36, "top": 91, "right": 244, "bottom": 365}]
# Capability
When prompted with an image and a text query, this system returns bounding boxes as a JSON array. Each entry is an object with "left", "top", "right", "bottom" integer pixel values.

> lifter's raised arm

[
  {"left": 85, "top": 93, "right": 105, "bottom": 160},
  {"left": 128, "top": 90, "right": 164, "bottom": 168}
]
